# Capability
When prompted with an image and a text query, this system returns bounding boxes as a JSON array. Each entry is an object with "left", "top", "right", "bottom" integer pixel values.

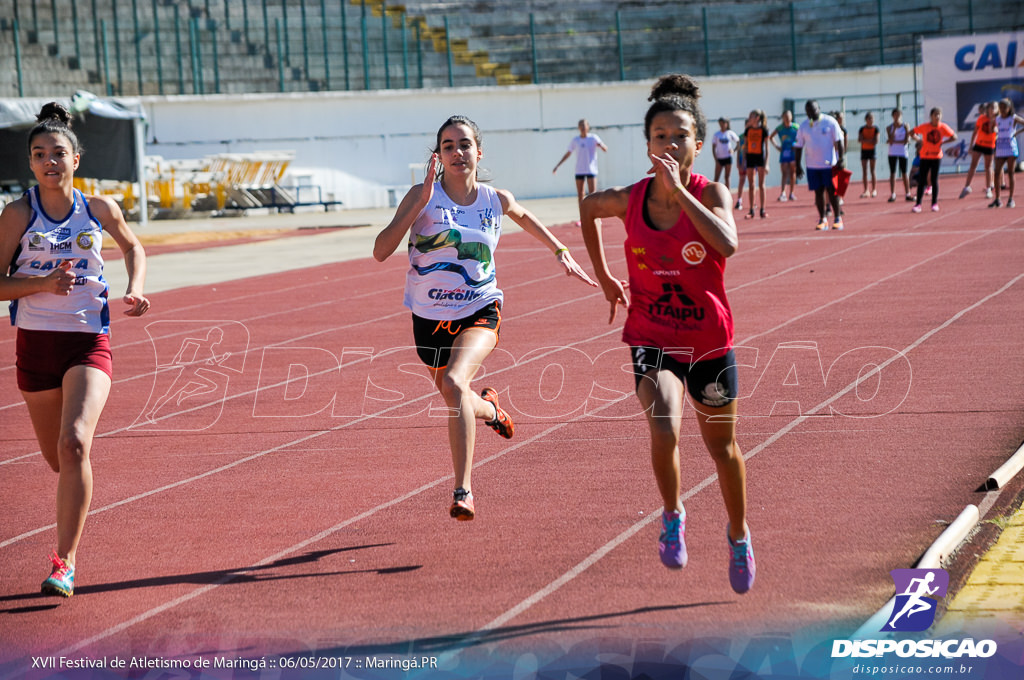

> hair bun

[
  {"left": 36, "top": 102, "right": 72, "bottom": 127},
  {"left": 649, "top": 74, "right": 701, "bottom": 102}
]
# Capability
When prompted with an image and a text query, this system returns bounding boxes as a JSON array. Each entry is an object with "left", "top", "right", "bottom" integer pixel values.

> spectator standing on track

[
  {"left": 910, "top": 107, "right": 957, "bottom": 213},
  {"left": 553, "top": 118, "right": 608, "bottom": 214},
  {"left": 743, "top": 109, "right": 770, "bottom": 219},
  {"left": 578, "top": 74, "right": 755, "bottom": 594},
  {"left": 0, "top": 103, "right": 150, "bottom": 598},
  {"left": 989, "top": 98, "right": 1024, "bottom": 209},
  {"left": 769, "top": 110, "right": 799, "bottom": 202},
  {"left": 834, "top": 111, "right": 849, "bottom": 150},
  {"left": 959, "top": 102, "right": 997, "bottom": 200},
  {"left": 794, "top": 100, "right": 846, "bottom": 230},
  {"left": 832, "top": 111, "right": 849, "bottom": 215},
  {"left": 734, "top": 130, "right": 748, "bottom": 211},
  {"left": 375, "top": 115, "right": 596, "bottom": 522},
  {"left": 886, "top": 109, "right": 913, "bottom": 202},
  {"left": 858, "top": 112, "right": 880, "bottom": 198},
  {"left": 712, "top": 117, "right": 740, "bottom": 191}
]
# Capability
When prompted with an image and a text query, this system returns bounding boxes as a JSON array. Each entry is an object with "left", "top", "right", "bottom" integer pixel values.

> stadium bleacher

[{"left": 2, "top": 0, "right": 1022, "bottom": 98}]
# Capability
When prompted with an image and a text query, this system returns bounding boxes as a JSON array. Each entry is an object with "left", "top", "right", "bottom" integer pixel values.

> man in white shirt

[{"left": 795, "top": 100, "right": 846, "bottom": 230}]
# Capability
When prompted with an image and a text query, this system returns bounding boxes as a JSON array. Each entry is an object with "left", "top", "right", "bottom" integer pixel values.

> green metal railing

[{"left": 1, "top": 0, "right": 1021, "bottom": 98}]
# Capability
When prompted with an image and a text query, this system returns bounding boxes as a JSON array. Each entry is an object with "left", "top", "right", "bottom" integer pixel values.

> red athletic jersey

[{"left": 621, "top": 175, "right": 733, "bottom": 359}]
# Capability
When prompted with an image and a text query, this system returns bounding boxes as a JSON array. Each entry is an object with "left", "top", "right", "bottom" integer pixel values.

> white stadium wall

[{"left": 141, "top": 65, "right": 915, "bottom": 208}]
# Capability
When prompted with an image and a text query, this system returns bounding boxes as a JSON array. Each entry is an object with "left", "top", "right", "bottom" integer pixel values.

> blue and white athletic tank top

[
  {"left": 403, "top": 182, "right": 504, "bottom": 320},
  {"left": 995, "top": 114, "right": 1020, "bottom": 158},
  {"left": 9, "top": 187, "right": 110, "bottom": 333}
]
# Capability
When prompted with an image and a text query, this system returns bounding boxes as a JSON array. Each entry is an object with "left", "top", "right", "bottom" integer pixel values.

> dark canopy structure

[{"left": 0, "top": 91, "right": 145, "bottom": 188}]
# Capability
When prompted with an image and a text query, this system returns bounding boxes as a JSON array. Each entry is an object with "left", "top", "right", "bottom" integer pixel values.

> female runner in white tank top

[
  {"left": 374, "top": 115, "right": 595, "bottom": 521},
  {"left": 990, "top": 98, "right": 1024, "bottom": 208}
]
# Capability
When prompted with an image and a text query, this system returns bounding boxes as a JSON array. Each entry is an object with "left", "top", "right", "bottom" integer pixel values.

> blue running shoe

[
  {"left": 41, "top": 551, "right": 75, "bottom": 598},
  {"left": 658, "top": 509, "right": 687, "bottom": 569},
  {"left": 727, "top": 526, "right": 755, "bottom": 594}
]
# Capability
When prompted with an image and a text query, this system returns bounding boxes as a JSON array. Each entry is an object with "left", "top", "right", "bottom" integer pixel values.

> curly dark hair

[{"left": 644, "top": 73, "right": 706, "bottom": 143}]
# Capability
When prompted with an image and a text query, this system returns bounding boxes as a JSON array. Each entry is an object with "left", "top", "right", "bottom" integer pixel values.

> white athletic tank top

[
  {"left": 403, "top": 182, "right": 504, "bottom": 320},
  {"left": 888, "top": 124, "right": 909, "bottom": 158},
  {"left": 9, "top": 187, "right": 110, "bottom": 333},
  {"left": 995, "top": 114, "right": 1020, "bottom": 158}
]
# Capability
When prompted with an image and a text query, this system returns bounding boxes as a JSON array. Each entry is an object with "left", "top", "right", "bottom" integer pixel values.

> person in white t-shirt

[
  {"left": 553, "top": 119, "right": 609, "bottom": 210},
  {"left": 711, "top": 117, "right": 741, "bottom": 190},
  {"left": 794, "top": 100, "right": 846, "bottom": 231},
  {"left": 885, "top": 108, "right": 913, "bottom": 202}
]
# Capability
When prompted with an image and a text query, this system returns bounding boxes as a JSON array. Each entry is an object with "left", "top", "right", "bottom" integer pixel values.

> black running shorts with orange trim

[{"left": 412, "top": 301, "right": 501, "bottom": 369}]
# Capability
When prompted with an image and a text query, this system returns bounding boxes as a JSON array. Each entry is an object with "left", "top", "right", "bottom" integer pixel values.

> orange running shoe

[
  {"left": 481, "top": 387, "right": 514, "bottom": 439},
  {"left": 450, "top": 488, "right": 475, "bottom": 521}
]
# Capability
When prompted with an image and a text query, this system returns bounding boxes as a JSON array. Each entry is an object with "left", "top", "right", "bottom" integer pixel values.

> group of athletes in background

[
  {"left": 707, "top": 98, "right": 1024, "bottom": 221},
  {"left": 6, "top": 75, "right": 1023, "bottom": 602}
]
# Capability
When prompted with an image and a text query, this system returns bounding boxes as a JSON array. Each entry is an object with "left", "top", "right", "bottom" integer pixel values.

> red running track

[{"left": 1, "top": 195, "right": 1023, "bottom": 677}]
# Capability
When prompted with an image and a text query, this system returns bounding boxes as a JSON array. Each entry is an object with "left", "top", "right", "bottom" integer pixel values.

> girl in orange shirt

[
  {"left": 910, "top": 108, "right": 957, "bottom": 213},
  {"left": 959, "top": 102, "right": 997, "bottom": 200},
  {"left": 743, "top": 109, "right": 769, "bottom": 219},
  {"left": 858, "top": 112, "right": 880, "bottom": 198}
]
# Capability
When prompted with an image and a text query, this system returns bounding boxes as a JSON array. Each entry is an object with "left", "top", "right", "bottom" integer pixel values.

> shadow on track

[{"left": 0, "top": 545, "right": 419, "bottom": 612}]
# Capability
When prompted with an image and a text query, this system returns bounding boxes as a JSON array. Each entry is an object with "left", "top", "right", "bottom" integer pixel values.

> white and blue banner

[{"left": 922, "top": 31, "right": 1024, "bottom": 165}]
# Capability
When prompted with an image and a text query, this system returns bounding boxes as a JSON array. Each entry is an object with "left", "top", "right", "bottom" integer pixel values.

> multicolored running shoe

[
  {"left": 450, "top": 487, "right": 475, "bottom": 521},
  {"left": 481, "top": 387, "right": 514, "bottom": 439},
  {"left": 659, "top": 509, "right": 687, "bottom": 569},
  {"left": 727, "top": 526, "right": 756, "bottom": 594},
  {"left": 41, "top": 551, "right": 75, "bottom": 598}
]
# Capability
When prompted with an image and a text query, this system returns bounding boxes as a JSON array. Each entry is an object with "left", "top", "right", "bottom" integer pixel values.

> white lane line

[
  {"left": 5, "top": 229, "right": 1020, "bottom": 664},
  {"left": 470, "top": 270, "right": 1024, "bottom": 641},
  {"left": 37, "top": 270, "right": 1024, "bottom": 663}
]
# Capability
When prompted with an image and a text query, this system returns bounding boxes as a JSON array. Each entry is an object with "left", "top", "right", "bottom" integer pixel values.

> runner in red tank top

[{"left": 579, "top": 73, "right": 755, "bottom": 594}]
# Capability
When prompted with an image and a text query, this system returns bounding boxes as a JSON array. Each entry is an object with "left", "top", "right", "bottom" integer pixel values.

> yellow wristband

[{"left": 555, "top": 247, "right": 569, "bottom": 256}]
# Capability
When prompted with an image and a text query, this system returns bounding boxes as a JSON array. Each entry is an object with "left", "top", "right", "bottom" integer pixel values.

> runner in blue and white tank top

[
  {"left": 10, "top": 186, "right": 110, "bottom": 333},
  {"left": 990, "top": 98, "right": 1024, "bottom": 208},
  {"left": 0, "top": 102, "right": 149, "bottom": 599},
  {"left": 375, "top": 115, "right": 596, "bottom": 522}
]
